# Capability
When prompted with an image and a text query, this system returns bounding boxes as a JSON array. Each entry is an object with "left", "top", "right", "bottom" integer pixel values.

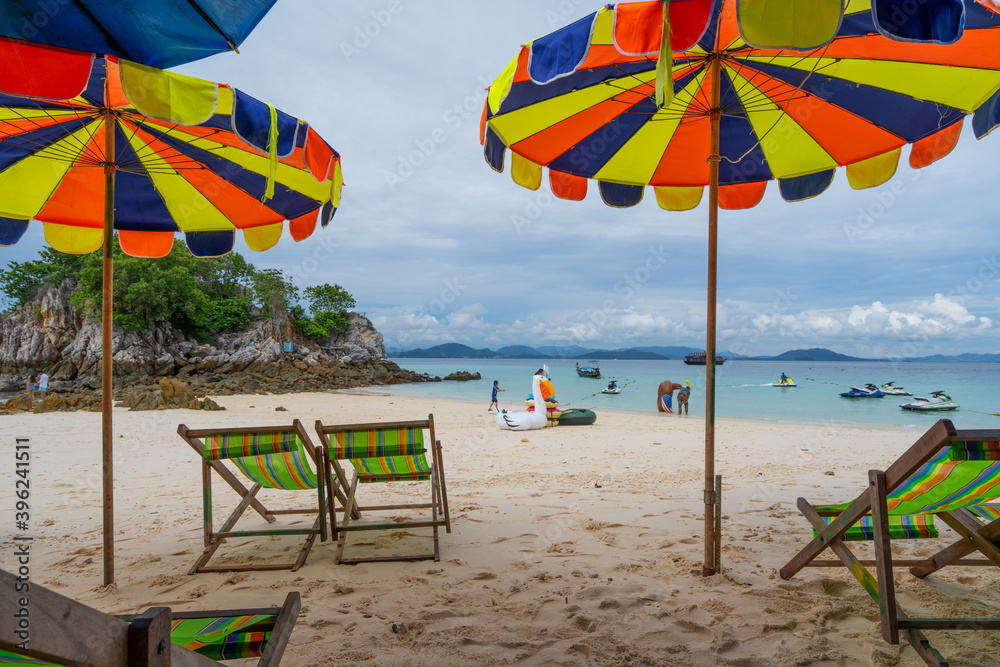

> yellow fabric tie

[
  {"left": 655, "top": 0, "right": 673, "bottom": 109},
  {"left": 262, "top": 102, "right": 278, "bottom": 202}
]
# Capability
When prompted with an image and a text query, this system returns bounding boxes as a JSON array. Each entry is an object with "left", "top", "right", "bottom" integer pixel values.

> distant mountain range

[
  {"left": 389, "top": 343, "right": 667, "bottom": 360},
  {"left": 387, "top": 343, "right": 1000, "bottom": 363},
  {"left": 743, "top": 348, "right": 871, "bottom": 362}
]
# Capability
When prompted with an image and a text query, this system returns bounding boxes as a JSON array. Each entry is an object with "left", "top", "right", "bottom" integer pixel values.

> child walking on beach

[{"left": 488, "top": 380, "right": 505, "bottom": 412}]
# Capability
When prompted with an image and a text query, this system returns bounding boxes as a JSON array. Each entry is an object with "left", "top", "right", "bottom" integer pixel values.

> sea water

[{"left": 384, "top": 358, "right": 1000, "bottom": 430}]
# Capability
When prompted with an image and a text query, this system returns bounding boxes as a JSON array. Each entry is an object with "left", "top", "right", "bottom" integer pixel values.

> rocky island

[{"left": 0, "top": 248, "right": 439, "bottom": 414}]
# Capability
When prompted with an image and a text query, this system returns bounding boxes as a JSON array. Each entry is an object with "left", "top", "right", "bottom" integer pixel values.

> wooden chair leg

[
  {"left": 323, "top": 449, "right": 339, "bottom": 541},
  {"left": 911, "top": 516, "right": 1000, "bottom": 578},
  {"left": 798, "top": 499, "right": 944, "bottom": 664},
  {"left": 334, "top": 473, "right": 359, "bottom": 564},
  {"left": 869, "top": 470, "right": 899, "bottom": 645},
  {"left": 780, "top": 491, "right": 871, "bottom": 580},
  {"left": 331, "top": 459, "right": 361, "bottom": 519},
  {"left": 435, "top": 440, "right": 451, "bottom": 533},
  {"left": 257, "top": 592, "right": 301, "bottom": 667},
  {"left": 201, "top": 451, "right": 274, "bottom": 523},
  {"left": 431, "top": 470, "right": 441, "bottom": 561},
  {"left": 189, "top": 484, "right": 261, "bottom": 575},
  {"left": 292, "top": 516, "right": 323, "bottom": 572},
  {"left": 938, "top": 510, "right": 1000, "bottom": 566},
  {"left": 317, "top": 463, "right": 327, "bottom": 543}
]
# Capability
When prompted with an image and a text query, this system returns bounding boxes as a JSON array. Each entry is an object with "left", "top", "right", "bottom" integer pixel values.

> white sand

[{"left": 3, "top": 391, "right": 1000, "bottom": 666}]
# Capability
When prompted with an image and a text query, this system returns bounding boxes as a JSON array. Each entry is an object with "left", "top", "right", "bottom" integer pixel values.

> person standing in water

[
  {"left": 488, "top": 380, "right": 505, "bottom": 412},
  {"left": 676, "top": 381, "right": 691, "bottom": 415}
]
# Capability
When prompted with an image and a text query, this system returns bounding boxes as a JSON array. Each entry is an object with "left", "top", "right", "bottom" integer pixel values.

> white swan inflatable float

[{"left": 497, "top": 373, "right": 549, "bottom": 431}]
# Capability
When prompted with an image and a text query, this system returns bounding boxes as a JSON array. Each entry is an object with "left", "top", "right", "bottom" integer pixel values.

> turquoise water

[{"left": 386, "top": 358, "right": 1000, "bottom": 429}]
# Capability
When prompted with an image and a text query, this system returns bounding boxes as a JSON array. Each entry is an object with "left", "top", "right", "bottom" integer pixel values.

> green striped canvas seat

[
  {"left": 973, "top": 504, "right": 1000, "bottom": 522},
  {"left": 884, "top": 445, "right": 1000, "bottom": 515},
  {"left": 205, "top": 431, "right": 318, "bottom": 490},
  {"left": 816, "top": 443, "right": 1000, "bottom": 542},
  {"left": 817, "top": 514, "right": 938, "bottom": 542},
  {"left": 0, "top": 651, "right": 48, "bottom": 665},
  {"left": 315, "top": 416, "right": 451, "bottom": 564},
  {"left": 169, "top": 613, "right": 276, "bottom": 660},
  {"left": 949, "top": 439, "right": 1000, "bottom": 461},
  {"left": 179, "top": 421, "right": 327, "bottom": 573},
  {"left": 330, "top": 426, "right": 432, "bottom": 482},
  {"left": 0, "top": 613, "right": 276, "bottom": 665}
]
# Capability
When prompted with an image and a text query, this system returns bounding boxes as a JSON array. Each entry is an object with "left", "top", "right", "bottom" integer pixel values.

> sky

[{"left": 4, "top": 1, "right": 1000, "bottom": 357}]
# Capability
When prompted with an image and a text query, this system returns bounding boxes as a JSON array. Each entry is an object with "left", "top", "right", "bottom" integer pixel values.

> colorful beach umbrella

[
  {"left": 0, "top": 0, "right": 278, "bottom": 68},
  {"left": 481, "top": 0, "right": 1000, "bottom": 576},
  {"left": 0, "top": 36, "right": 343, "bottom": 585}
]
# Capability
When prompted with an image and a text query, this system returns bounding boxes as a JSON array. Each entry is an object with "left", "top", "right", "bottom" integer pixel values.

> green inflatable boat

[{"left": 557, "top": 408, "right": 597, "bottom": 426}]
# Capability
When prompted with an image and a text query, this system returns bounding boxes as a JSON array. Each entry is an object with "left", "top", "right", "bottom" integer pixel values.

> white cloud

[{"left": 378, "top": 294, "right": 997, "bottom": 356}]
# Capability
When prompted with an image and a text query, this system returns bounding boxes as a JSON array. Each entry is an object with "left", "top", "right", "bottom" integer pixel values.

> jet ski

[
  {"left": 900, "top": 391, "right": 958, "bottom": 411},
  {"left": 771, "top": 377, "right": 797, "bottom": 387},
  {"left": 880, "top": 382, "right": 912, "bottom": 396},
  {"left": 601, "top": 380, "right": 621, "bottom": 395},
  {"left": 840, "top": 384, "right": 886, "bottom": 398}
]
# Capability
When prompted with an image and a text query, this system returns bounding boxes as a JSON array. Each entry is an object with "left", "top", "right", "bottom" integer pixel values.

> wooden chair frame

[
  {"left": 314, "top": 415, "right": 451, "bottom": 564},
  {"left": 178, "top": 420, "right": 328, "bottom": 574},
  {"left": 0, "top": 568, "right": 300, "bottom": 666},
  {"left": 780, "top": 420, "right": 1000, "bottom": 665}
]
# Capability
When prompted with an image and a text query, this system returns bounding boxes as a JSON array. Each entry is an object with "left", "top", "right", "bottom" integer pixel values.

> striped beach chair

[
  {"left": 781, "top": 420, "right": 1000, "bottom": 665},
  {"left": 0, "top": 568, "right": 300, "bottom": 665},
  {"left": 178, "top": 421, "right": 328, "bottom": 573},
  {"left": 314, "top": 415, "right": 451, "bottom": 564}
]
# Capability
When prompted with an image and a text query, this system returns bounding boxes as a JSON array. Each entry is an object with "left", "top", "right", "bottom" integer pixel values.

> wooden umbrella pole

[
  {"left": 102, "top": 105, "right": 115, "bottom": 587},
  {"left": 703, "top": 53, "right": 722, "bottom": 577}
]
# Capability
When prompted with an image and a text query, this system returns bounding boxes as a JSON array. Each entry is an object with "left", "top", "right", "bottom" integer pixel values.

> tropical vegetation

[{"left": 0, "top": 240, "right": 355, "bottom": 344}]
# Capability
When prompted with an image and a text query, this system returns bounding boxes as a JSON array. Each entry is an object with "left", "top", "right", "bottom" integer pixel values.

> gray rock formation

[
  {"left": 444, "top": 371, "right": 482, "bottom": 381},
  {"left": 0, "top": 283, "right": 405, "bottom": 395}
]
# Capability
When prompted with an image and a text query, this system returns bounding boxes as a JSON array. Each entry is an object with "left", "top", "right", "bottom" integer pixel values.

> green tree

[
  {"left": 71, "top": 238, "right": 216, "bottom": 338},
  {"left": 201, "top": 252, "right": 256, "bottom": 301},
  {"left": 0, "top": 248, "right": 88, "bottom": 309},
  {"left": 209, "top": 297, "right": 251, "bottom": 332},
  {"left": 1, "top": 241, "right": 352, "bottom": 346},
  {"left": 250, "top": 268, "right": 299, "bottom": 319},
  {"left": 292, "top": 283, "right": 355, "bottom": 339},
  {"left": 304, "top": 284, "right": 356, "bottom": 314}
]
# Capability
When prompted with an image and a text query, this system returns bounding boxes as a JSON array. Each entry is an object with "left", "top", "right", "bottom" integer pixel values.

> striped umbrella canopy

[
  {"left": 0, "top": 0, "right": 279, "bottom": 69},
  {"left": 0, "top": 35, "right": 342, "bottom": 585},
  {"left": 0, "top": 37, "right": 342, "bottom": 256},
  {"left": 481, "top": 0, "right": 1000, "bottom": 577}
]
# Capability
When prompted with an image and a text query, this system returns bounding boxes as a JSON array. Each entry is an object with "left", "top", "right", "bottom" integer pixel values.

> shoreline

[
  {"left": 0, "top": 377, "right": 968, "bottom": 433},
  {"left": 346, "top": 386, "right": 933, "bottom": 433},
  {"left": 4, "top": 390, "right": 997, "bottom": 665}
]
